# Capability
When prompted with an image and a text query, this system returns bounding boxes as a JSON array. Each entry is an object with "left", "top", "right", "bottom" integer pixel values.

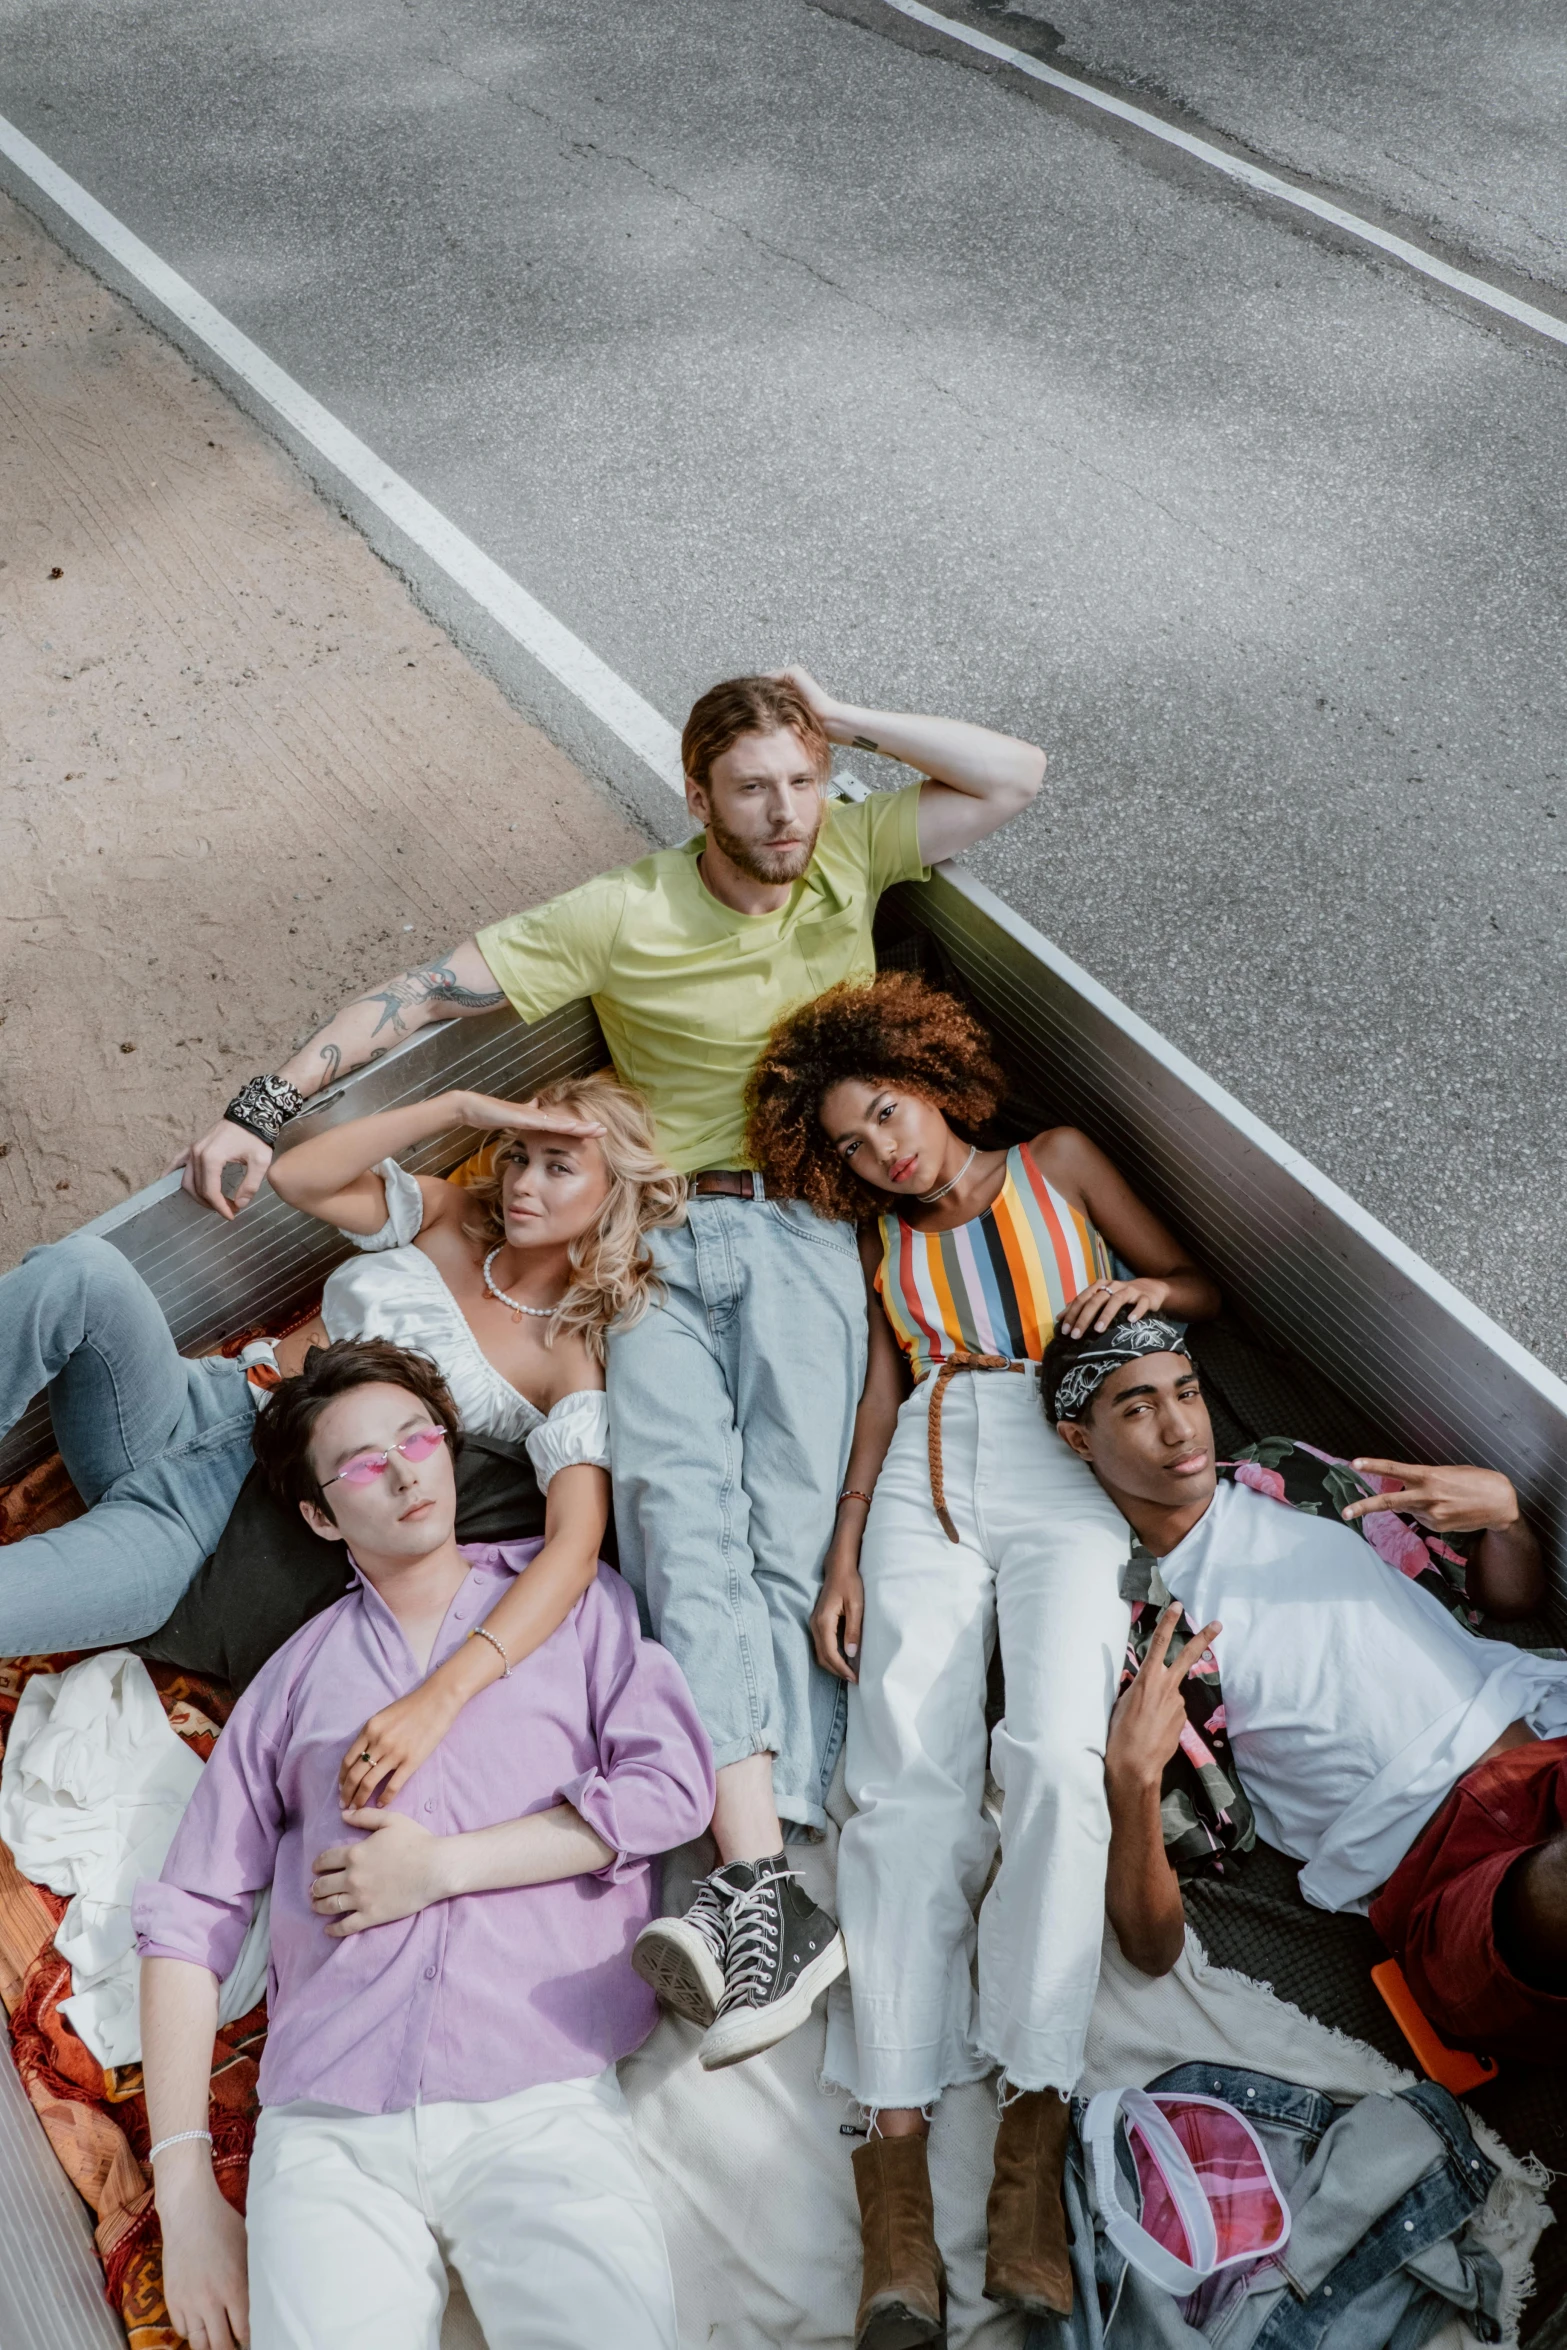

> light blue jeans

[
  {"left": 0, "top": 1235, "right": 257, "bottom": 1652},
  {"left": 607, "top": 1197, "right": 868, "bottom": 1832}
]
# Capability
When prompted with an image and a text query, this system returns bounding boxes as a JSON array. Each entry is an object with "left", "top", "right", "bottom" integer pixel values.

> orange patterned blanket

[{"left": 1, "top": 1455, "right": 266, "bottom": 2350}]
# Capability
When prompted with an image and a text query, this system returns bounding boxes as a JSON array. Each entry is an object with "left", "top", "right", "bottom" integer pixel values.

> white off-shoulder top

[{"left": 319, "top": 1159, "right": 611, "bottom": 1492}]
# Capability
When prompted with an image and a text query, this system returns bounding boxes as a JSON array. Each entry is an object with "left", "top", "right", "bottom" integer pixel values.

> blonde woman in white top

[{"left": 268, "top": 1072, "right": 684, "bottom": 1808}]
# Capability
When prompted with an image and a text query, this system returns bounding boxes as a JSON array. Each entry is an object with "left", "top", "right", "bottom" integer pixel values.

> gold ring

[{"left": 358, "top": 1749, "right": 373, "bottom": 1766}]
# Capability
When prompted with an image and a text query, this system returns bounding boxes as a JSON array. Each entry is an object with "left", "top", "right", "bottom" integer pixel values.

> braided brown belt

[{"left": 925, "top": 1352, "right": 1030, "bottom": 1543}]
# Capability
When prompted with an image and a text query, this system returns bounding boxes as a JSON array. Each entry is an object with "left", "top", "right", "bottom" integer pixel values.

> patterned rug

[{"left": 1, "top": 1587, "right": 264, "bottom": 2347}]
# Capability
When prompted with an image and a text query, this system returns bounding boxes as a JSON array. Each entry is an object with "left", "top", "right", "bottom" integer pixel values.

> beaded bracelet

[
  {"left": 147, "top": 2129, "right": 213, "bottom": 2164},
  {"left": 837, "top": 1488, "right": 875, "bottom": 1509},
  {"left": 469, "top": 1623, "right": 512, "bottom": 1677}
]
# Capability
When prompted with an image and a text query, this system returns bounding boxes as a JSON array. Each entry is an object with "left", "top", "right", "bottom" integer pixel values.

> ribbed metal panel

[
  {"left": 0, "top": 1000, "right": 606, "bottom": 1486},
  {"left": 3, "top": 862, "right": 1566, "bottom": 2341},
  {"left": 0, "top": 2049, "right": 126, "bottom": 2348},
  {"left": 4, "top": 870, "right": 1562, "bottom": 1626}
]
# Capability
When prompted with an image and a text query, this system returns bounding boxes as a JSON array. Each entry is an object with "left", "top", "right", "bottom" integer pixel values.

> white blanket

[
  {"left": 617, "top": 1814, "right": 1551, "bottom": 2350},
  {"left": 1, "top": 1657, "right": 1543, "bottom": 2343},
  {"left": 0, "top": 1652, "right": 269, "bottom": 2067}
]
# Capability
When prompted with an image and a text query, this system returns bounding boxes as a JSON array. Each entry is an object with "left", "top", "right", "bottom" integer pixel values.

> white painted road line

[
  {"left": 0, "top": 112, "right": 687, "bottom": 798},
  {"left": 881, "top": 0, "right": 1567, "bottom": 354}
]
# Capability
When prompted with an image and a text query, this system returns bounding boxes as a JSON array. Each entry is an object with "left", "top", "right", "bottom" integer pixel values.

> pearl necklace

[
  {"left": 482, "top": 1247, "right": 560, "bottom": 1322},
  {"left": 918, "top": 1142, "right": 979, "bottom": 1206}
]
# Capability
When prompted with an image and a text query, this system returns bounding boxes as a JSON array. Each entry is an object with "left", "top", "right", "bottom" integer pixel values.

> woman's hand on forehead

[{"left": 449, "top": 1089, "right": 605, "bottom": 1140}]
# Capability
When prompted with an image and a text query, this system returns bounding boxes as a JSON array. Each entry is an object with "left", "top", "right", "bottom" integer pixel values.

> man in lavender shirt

[{"left": 132, "top": 1340, "right": 715, "bottom": 2350}]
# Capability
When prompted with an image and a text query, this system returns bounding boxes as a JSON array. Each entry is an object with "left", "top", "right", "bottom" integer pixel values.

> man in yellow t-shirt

[{"left": 181, "top": 667, "right": 1045, "bottom": 2067}]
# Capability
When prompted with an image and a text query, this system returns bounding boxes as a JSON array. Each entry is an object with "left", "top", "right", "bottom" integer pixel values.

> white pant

[
  {"left": 834, "top": 1370, "right": 1130, "bottom": 2105},
  {"left": 246, "top": 2069, "right": 677, "bottom": 2350}
]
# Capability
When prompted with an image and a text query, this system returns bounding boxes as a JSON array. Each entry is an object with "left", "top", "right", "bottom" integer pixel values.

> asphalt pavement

[
  {"left": 1, "top": 0, "right": 1563, "bottom": 1369},
  {"left": 991, "top": 0, "right": 1567, "bottom": 294}
]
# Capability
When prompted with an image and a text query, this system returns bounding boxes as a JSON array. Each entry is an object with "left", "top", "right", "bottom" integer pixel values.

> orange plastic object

[{"left": 1371, "top": 1960, "right": 1499, "bottom": 2093}]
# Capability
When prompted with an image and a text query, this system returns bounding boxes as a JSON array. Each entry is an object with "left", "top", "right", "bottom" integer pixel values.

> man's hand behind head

[{"left": 175, "top": 1121, "right": 274, "bottom": 1219}]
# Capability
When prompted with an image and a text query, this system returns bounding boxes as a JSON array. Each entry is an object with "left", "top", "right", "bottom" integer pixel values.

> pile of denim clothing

[{"left": 1027, "top": 2063, "right": 1505, "bottom": 2350}]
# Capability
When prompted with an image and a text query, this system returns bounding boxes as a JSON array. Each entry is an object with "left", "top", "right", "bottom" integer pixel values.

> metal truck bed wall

[
  {"left": 898, "top": 870, "right": 1567, "bottom": 1616},
  {"left": 3, "top": 865, "right": 1564, "bottom": 1616},
  {"left": 3, "top": 861, "right": 1567, "bottom": 2344}
]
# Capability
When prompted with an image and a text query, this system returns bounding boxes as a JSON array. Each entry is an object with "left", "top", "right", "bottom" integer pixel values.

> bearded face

[
  {"left": 704, "top": 797, "right": 825, "bottom": 885},
  {"left": 690, "top": 727, "right": 829, "bottom": 889}
]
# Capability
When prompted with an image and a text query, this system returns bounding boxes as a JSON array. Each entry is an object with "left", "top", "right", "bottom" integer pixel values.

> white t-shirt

[{"left": 1156, "top": 1481, "right": 1567, "bottom": 1912}]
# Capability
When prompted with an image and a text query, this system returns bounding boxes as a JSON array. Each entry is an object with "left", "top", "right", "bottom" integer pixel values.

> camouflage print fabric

[{"left": 1119, "top": 1559, "right": 1256, "bottom": 1880}]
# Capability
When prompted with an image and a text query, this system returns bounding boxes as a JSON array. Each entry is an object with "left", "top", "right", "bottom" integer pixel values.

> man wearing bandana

[{"left": 1042, "top": 1311, "right": 1567, "bottom": 2059}]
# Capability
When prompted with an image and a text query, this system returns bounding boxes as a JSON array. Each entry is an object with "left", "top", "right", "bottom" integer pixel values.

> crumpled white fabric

[
  {"left": 524, "top": 1388, "right": 611, "bottom": 1492},
  {"left": 352, "top": 1154, "right": 428, "bottom": 1250},
  {"left": 0, "top": 1651, "right": 270, "bottom": 2068}
]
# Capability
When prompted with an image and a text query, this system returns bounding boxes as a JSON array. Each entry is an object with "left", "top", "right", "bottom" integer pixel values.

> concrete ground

[
  {"left": 0, "top": 188, "right": 642, "bottom": 1253},
  {"left": 0, "top": 0, "right": 1563, "bottom": 1371}
]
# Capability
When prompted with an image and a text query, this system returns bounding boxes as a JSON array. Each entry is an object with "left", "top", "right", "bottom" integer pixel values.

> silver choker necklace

[
  {"left": 482, "top": 1247, "right": 559, "bottom": 1322},
  {"left": 918, "top": 1142, "right": 979, "bottom": 1206}
]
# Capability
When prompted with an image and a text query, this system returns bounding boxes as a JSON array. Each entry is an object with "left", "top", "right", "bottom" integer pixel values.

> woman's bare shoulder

[
  {"left": 542, "top": 1330, "right": 607, "bottom": 1404},
  {"left": 410, "top": 1184, "right": 487, "bottom": 1281},
  {"left": 414, "top": 1174, "right": 472, "bottom": 1227},
  {"left": 1023, "top": 1124, "right": 1095, "bottom": 1179}
]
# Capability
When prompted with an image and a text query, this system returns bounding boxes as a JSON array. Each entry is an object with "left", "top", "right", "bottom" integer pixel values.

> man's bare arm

[
  {"left": 1340, "top": 1460, "right": 1547, "bottom": 1619},
  {"left": 779, "top": 665, "right": 1046, "bottom": 864},
  {"left": 180, "top": 938, "right": 507, "bottom": 1218},
  {"left": 1104, "top": 1606, "right": 1219, "bottom": 1976},
  {"left": 309, "top": 1801, "right": 616, "bottom": 1935},
  {"left": 141, "top": 1957, "right": 251, "bottom": 2350}
]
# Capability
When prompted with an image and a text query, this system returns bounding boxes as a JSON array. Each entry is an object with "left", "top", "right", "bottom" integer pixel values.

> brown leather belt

[
  {"left": 927, "top": 1353, "right": 1029, "bottom": 1543},
  {"left": 690, "top": 1169, "right": 765, "bottom": 1199}
]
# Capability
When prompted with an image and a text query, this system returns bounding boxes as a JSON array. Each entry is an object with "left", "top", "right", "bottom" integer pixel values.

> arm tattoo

[
  {"left": 361, "top": 961, "right": 505, "bottom": 1040},
  {"left": 316, "top": 1042, "right": 342, "bottom": 1087},
  {"left": 851, "top": 734, "right": 880, "bottom": 752}
]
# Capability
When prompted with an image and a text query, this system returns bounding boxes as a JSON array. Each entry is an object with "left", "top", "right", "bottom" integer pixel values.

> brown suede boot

[
  {"left": 852, "top": 2133, "right": 948, "bottom": 2350},
  {"left": 983, "top": 2088, "right": 1074, "bottom": 2318}
]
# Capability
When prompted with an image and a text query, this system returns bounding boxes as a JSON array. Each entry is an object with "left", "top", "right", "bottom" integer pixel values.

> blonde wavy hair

[{"left": 461, "top": 1073, "right": 685, "bottom": 1361}]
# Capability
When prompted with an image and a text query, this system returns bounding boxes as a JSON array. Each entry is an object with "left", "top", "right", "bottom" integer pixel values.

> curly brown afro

[{"left": 744, "top": 972, "right": 1006, "bottom": 1221}]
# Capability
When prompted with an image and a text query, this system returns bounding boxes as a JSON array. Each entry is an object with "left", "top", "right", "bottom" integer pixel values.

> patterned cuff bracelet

[{"left": 223, "top": 1073, "right": 308, "bottom": 1149}]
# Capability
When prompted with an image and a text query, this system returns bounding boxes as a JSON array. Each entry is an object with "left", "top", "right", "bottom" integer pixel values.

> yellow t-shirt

[{"left": 476, "top": 785, "right": 928, "bottom": 1173}]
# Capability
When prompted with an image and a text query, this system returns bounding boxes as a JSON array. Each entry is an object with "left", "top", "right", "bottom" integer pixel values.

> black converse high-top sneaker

[
  {"left": 697, "top": 1855, "right": 847, "bottom": 2071},
  {"left": 633, "top": 1861, "right": 754, "bottom": 2027}
]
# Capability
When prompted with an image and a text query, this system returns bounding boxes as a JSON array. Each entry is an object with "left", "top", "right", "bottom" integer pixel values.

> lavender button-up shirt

[{"left": 133, "top": 1544, "right": 714, "bottom": 2113}]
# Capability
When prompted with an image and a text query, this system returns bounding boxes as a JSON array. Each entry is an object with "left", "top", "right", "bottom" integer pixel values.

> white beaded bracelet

[
  {"left": 468, "top": 1623, "right": 511, "bottom": 1677},
  {"left": 147, "top": 2129, "right": 213, "bottom": 2164}
]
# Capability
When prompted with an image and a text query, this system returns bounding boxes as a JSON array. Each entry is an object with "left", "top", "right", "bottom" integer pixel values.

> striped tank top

[{"left": 875, "top": 1144, "right": 1114, "bottom": 1383}]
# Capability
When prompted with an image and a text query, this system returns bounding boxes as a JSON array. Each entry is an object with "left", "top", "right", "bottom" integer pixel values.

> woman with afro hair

[{"left": 744, "top": 972, "right": 1219, "bottom": 2349}]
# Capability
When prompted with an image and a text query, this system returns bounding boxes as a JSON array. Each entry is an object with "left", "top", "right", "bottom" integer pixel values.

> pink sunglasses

[{"left": 322, "top": 1425, "right": 449, "bottom": 1490}]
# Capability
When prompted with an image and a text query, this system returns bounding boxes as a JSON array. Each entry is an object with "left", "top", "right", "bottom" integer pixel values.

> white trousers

[
  {"left": 835, "top": 1371, "right": 1130, "bottom": 2106},
  {"left": 246, "top": 2069, "right": 678, "bottom": 2350}
]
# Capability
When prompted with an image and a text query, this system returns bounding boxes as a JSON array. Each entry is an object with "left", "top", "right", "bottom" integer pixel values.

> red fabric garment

[
  {"left": 0, "top": 1621, "right": 265, "bottom": 2350},
  {"left": 1370, "top": 1735, "right": 1567, "bottom": 2062}
]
